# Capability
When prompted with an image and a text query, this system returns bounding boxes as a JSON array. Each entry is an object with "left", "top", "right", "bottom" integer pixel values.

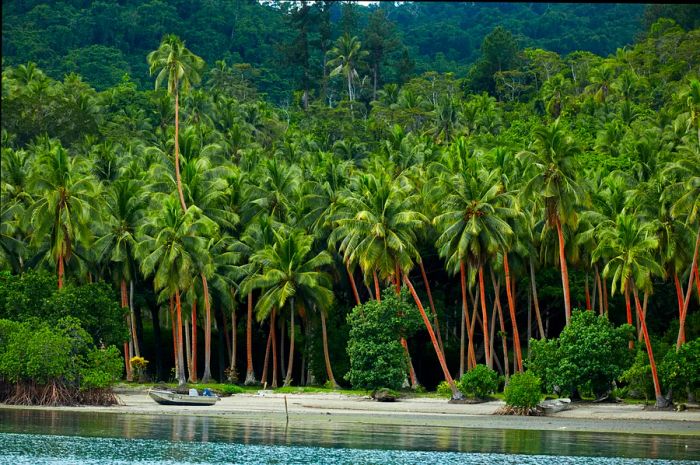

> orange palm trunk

[
  {"left": 677, "top": 227, "right": 700, "bottom": 349},
  {"left": 245, "top": 292, "right": 256, "bottom": 384},
  {"left": 403, "top": 273, "right": 462, "bottom": 399},
  {"left": 271, "top": 308, "right": 278, "bottom": 388},
  {"left": 460, "top": 261, "right": 476, "bottom": 371},
  {"left": 190, "top": 297, "right": 198, "bottom": 382},
  {"left": 175, "top": 291, "right": 186, "bottom": 385},
  {"left": 478, "top": 265, "right": 492, "bottom": 368},
  {"left": 585, "top": 273, "right": 591, "bottom": 310},
  {"left": 57, "top": 254, "right": 64, "bottom": 289},
  {"left": 121, "top": 280, "right": 132, "bottom": 381},
  {"left": 320, "top": 310, "right": 338, "bottom": 388},
  {"left": 346, "top": 263, "right": 361, "bottom": 306},
  {"left": 555, "top": 219, "right": 572, "bottom": 324},
  {"left": 174, "top": 92, "right": 187, "bottom": 212},
  {"left": 632, "top": 283, "right": 665, "bottom": 407},
  {"left": 419, "top": 259, "right": 444, "bottom": 354},
  {"left": 674, "top": 272, "right": 685, "bottom": 344},
  {"left": 261, "top": 317, "right": 272, "bottom": 386},
  {"left": 490, "top": 271, "right": 509, "bottom": 378},
  {"left": 374, "top": 271, "right": 381, "bottom": 302},
  {"left": 201, "top": 273, "right": 212, "bottom": 382},
  {"left": 624, "top": 281, "right": 634, "bottom": 350},
  {"left": 503, "top": 254, "right": 522, "bottom": 372},
  {"left": 169, "top": 296, "right": 178, "bottom": 374}
]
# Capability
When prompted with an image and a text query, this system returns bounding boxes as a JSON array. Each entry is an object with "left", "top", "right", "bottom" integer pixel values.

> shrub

[
  {"left": 660, "top": 339, "right": 700, "bottom": 401},
  {"left": 504, "top": 371, "right": 542, "bottom": 409},
  {"left": 219, "top": 384, "right": 245, "bottom": 396},
  {"left": 436, "top": 381, "right": 452, "bottom": 398},
  {"left": 459, "top": 365, "right": 499, "bottom": 399},
  {"left": 81, "top": 347, "right": 123, "bottom": 389},
  {"left": 345, "top": 288, "right": 422, "bottom": 390}
]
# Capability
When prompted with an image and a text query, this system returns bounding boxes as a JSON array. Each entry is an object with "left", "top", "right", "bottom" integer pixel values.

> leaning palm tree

[
  {"left": 28, "top": 141, "right": 99, "bottom": 289},
  {"left": 326, "top": 33, "right": 368, "bottom": 103},
  {"left": 519, "top": 119, "right": 586, "bottom": 325},
  {"left": 147, "top": 34, "right": 205, "bottom": 212},
  {"left": 137, "top": 195, "right": 217, "bottom": 386},
  {"left": 592, "top": 213, "right": 667, "bottom": 407},
  {"left": 244, "top": 228, "right": 334, "bottom": 387}
]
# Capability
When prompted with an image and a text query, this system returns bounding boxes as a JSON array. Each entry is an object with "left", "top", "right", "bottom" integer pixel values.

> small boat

[
  {"left": 538, "top": 398, "right": 571, "bottom": 414},
  {"left": 148, "top": 389, "right": 220, "bottom": 406}
]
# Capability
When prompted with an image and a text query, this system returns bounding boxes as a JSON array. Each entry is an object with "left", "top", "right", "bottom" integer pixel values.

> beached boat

[
  {"left": 537, "top": 398, "right": 571, "bottom": 414},
  {"left": 148, "top": 389, "right": 220, "bottom": 406}
]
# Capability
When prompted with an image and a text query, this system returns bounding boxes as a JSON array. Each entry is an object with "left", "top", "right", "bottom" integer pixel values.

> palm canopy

[
  {"left": 326, "top": 33, "right": 368, "bottom": 101},
  {"left": 329, "top": 172, "right": 426, "bottom": 282},
  {"left": 147, "top": 34, "right": 205, "bottom": 97},
  {"left": 243, "top": 228, "right": 334, "bottom": 321},
  {"left": 592, "top": 213, "right": 663, "bottom": 296}
]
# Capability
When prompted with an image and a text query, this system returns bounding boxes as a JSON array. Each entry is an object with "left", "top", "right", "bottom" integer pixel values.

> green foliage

[
  {"left": 504, "top": 371, "right": 542, "bottom": 409},
  {"left": 660, "top": 340, "right": 700, "bottom": 400},
  {"left": 345, "top": 288, "right": 422, "bottom": 390},
  {"left": 218, "top": 384, "right": 245, "bottom": 396},
  {"left": 528, "top": 310, "right": 634, "bottom": 397},
  {"left": 436, "top": 380, "right": 452, "bottom": 398},
  {"left": 458, "top": 365, "right": 499, "bottom": 399},
  {"left": 80, "top": 346, "right": 123, "bottom": 390}
]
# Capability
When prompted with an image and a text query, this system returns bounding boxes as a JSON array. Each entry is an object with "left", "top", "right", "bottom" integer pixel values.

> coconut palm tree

[
  {"left": 519, "top": 119, "right": 586, "bottom": 325},
  {"left": 326, "top": 33, "right": 368, "bottom": 103},
  {"left": 147, "top": 34, "right": 205, "bottom": 212},
  {"left": 244, "top": 228, "right": 334, "bottom": 387},
  {"left": 28, "top": 141, "right": 99, "bottom": 289},
  {"left": 592, "top": 213, "right": 666, "bottom": 407}
]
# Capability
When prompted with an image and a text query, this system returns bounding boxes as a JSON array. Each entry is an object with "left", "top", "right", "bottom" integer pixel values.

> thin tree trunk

[
  {"left": 603, "top": 276, "right": 609, "bottom": 315},
  {"left": 170, "top": 296, "right": 178, "bottom": 379},
  {"left": 201, "top": 274, "right": 213, "bottom": 383},
  {"left": 478, "top": 265, "right": 492, "bottom": 369},
  {"left": 230, "top": 306, "right": 237, "bottom": 378},
  {"left": 419, "top": 259, "right": 444, "bottom": 354},
  {"left": 677, "top": 227, "right": 700, "bottom": 349},
  {"left": 490, "top": 270, "right": 510, "bottom": 379},
  {"left": 245, "top": 292, "right": 257, "bottom": 385},
  {"left": 261, "top": 318, "right": 272, "bottom": 387},
  {"left": 185, "top": 317, "right": 193, "bottom": 382},
  {"left": 527, "top": 287, "right": 532, "bottom": 358},
  {"left": 320, "top": 310, "right": 339, "bottom": 388},
  {"left": 374, "top": 271, "right": 381, "bottom": 302},
  {"left": 595, "top": 264, "right": 604, "bottom": 315},
  {"left": 585, "top": 272, "right": 591, "bottom": 310},
  {"left": 175, "top": 292, "right": 186, "bottom": 386},
  {"left": 174, "top": 92, "right": 187, "bottom": 212},
  {"left": 284, "top": 299, "right": 295, "bottom": 386},
  {"left": 271, "top": 308, "right": 278, "bottom": 388},
  {"left": 128, "top": 280, "right": 140, "bottom": 357},
  {"left": 57, "top": 253, "right": 64, "bottom": 289},
  {"left": 489, "top": 288, "right": 497, "bottom": 374},
  {"left": 402, "top": 273, "right": 463, "bottom": 400},
  {"left": 151, "top": 305, "right": 163, "bottom": 381},
  {"left": 632, "top": 282, "right": 666, "bottom": 408},
  {"left": 529, "top": 258, "right": 545, "bottom": 339},
  {"left": 555, "top": 219, "right": 572, "bottom": 324},
  {"left": 346, "top": 263, "right": 361, "bottom": 306},
  {"left": 468, "top": 285, "right": 478, "bottom": 368},
  {"left": 191, "top": 297, "right": 198, "bottom": 382},
  {"left": 638, "top": 292, "right": 649, "bottom": 342},
  {"left": 503, "top": 254, "right": 522, "bottom": 372},
  {"left": 120, "top": 279, "right": 132, "bottom": 381},
  {"left": 280, "top": 316, "right": 286, "bottom": 377},
  {"left": 624, "top": 281, "right": 634, "bottom": 350},
  {"left": 674, "top": 272, "right": 685, "bottom": 344}
]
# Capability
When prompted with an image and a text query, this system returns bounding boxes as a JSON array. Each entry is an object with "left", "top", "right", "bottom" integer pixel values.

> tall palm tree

[
  {"left": 147, "top": 34, "right": 205, "bottom": 212},
  {"left": 519, "top": 119, "right": 586, "bottom": 325},
  {"left": 326, "top": 33, "right": 368, "bottom": 103},
  {"left": 28, "top": 141, "right": 99, "bottom": 289},
  {"left": 137, "top": 196, "right": 217, "bottom": 386},
  {"left": 592, "top": 213, "right": 666, "bottom": 407},
  {"left": 245, "top": 228, "right": 334, "bottom": 387}
]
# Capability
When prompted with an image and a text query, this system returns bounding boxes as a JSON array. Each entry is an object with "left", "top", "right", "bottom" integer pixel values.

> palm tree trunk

[
  {"left": 624, "top": 280, "right": 634, "bottom": 350},
  {"left": 419, "top": 259, "right": 444, "bottom": 354},
  {"left": 169, "top": 296, "right": 178, "bottom": 378},
  {"left": 555, "top": 219, "right": 572, "bottom": 324},
  {"left": 270, "top": 308, "right": 278, "bottom": 388},
  {"left": 595, "top": 264, "right": 604, "bottom": 316},
  {"left": 638, "top": 292, "right": 649, "bottom": 342},
  {"left": 346, "top": 263, "right": 361, "bottom": 306},
  {"left": 174, "top": 92, "right": 187, "bottom": 212},
  {"left": 130, "top": 280, "right": 140, "bottom": 357},
  {"left": 585, "top": 273, "right": 591, "bottom": 310},
  {"left": 284, "top": 299, "right": 295, "bottom": 386},
  {"left": 201, "top": 273, "right": 212, "bottom": 383},
  {"left": 632, "top": 283, "right": 666, "bottom": 408},
  {"left": 402, "top": 272, "right": 463, "bottom": 400},
  {"left": 120, "top": 279, "right": 133, "bottom": 381},
  {"left": 478, "top": 265, "right": 492, "bottom": 369},
  {"left": 460, "top": 261, "right": 476, "bottom": 371},
  {"left": 603, "top": 275, "right": 609, "bottom": 315},
  {"left": 230, "top": 305, "right": 237, "bottom": 378},
  {"left": 468, "top": 284, "right": 478, "bottom": 368},
  {"left": 320, "top": 310, "right": 339, "bottom": 389},
  {"left": 57, "top": 253, "right": 64, "bottom": 289},
  {"left": 529, "top": 258, "right": 545, "bottom": 339},
  {"left": 373, "top": 271, "right": 381, "bottom": 302},
  {"left": 490, "top": 270, "right": 510, "bottom": 379},
  {"left": 677, "top": 227, "right": 700, "bottom": 349},
  {"left": 280, "top": 317, "right": 286, "bottom": 376},
  {"left": 261, "top": 317, "right": 272, "bottom": 387},
  {"left": 245, "top": 292, "right": 257, "bottom": 385},
  {"left": 185, "top": 317, "right": 193, "bottom": 382},
  {"left": 503, "top": 254, "right": 522, "bottom": 372},
  {"left": 175, "top": 291, "right": 186, "bottom": 386},
  {"left": 191, "top": 297, "right": 198, "bottom": 382}
]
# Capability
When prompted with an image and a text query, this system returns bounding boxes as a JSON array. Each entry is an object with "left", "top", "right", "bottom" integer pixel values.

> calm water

[{"left": 1, "top": 409, "right": 698, "bottom": 464}]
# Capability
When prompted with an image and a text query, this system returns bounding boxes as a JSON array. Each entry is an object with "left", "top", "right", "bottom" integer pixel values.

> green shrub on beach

[
  {"left": 436, "top": 381, "right": 452, "bottom": 398},
  {"left": 504, "top": 371, "right": 542, "bottom": 409},
  {"left": 459, "top": 365, "right": 499, "bottom": 399}
]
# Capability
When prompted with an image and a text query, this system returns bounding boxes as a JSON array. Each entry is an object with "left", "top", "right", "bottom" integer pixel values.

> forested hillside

[
  {"left": 3, "top": 1, "right": 681, "bottom": 101},
  {"left": 1, "top": 2, "right": 699, "bottom": 406}
]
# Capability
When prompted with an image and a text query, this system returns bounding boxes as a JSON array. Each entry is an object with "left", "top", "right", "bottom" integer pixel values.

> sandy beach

[{"left": 3, "top": 391, "right": 700, "bottom": 436}]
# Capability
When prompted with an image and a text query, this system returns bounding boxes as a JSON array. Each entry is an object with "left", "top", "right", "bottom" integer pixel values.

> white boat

[
  {"left": 538, "top": 398, "right": 572, "bottom": 414},
  {"left": 148, "top": 389, "right": 220, "bottom": 406}
]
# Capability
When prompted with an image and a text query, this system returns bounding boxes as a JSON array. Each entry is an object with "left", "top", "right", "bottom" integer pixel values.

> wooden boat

[
  {"left": 148, "top": 389, "right": 220, "bottom": 406},
  {"left": 537, "top": 398, "right": 571, "bottom": 414}
]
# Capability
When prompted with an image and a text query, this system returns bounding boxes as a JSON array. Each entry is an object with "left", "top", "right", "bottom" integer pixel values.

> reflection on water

[{"left": 0, "top": 409, "right": 698, "bottom": 464}]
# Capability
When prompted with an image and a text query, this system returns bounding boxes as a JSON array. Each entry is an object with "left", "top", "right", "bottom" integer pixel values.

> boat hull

[{"left": 148, "top": 390, "right": 220, "bottom": 406}]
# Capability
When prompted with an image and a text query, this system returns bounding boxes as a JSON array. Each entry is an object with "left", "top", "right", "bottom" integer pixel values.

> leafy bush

[
  {"left": 504, "top": 371, "right": 542, "bottom": 409},
  {"left": 660, "top": 339, "right": 700, "bottom": 401},
  {"left": 436, "top": 380, "right": 452, "bottom": 398},
  {"left": 528, "top": 310, "right": 634, "bottom": 398},
  {"left": 81, "top": 347, "right": 123, "bottom": 389},
  {"left": 218, "top": 384, "right": 245, "bottom": 396},
  {"left": 345, "top": 288, "right": 422, "bottom": 390},
  {"left": 459, "top": 365, "right": 499, "bottom": 399}
]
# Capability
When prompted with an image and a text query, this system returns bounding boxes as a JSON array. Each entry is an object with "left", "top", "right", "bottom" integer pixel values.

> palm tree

[
  {"left": 147, "top": 34, "right": 205, "bottom": 212},
  {"left": 326, "top": 34, "right": 368, "bottom": 103},
  {"left": 519, "top": 119, "right": 586, "bottom": 325},
  {"left": 245, "top": 228, "right": 334, "bottom": 387},
  {"left": 137, "top": 195, "right": 217, "bottom": 386},
  {"left": 28, "top": 141, "right": 99, "bottom": 289},
  {"left": 592, "top": 213, "right": 666, "bottom": 407}
]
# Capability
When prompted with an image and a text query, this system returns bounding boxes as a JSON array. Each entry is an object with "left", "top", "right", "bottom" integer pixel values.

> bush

[
  {"left": 459, "top": 365, "right": 499, "bottom": 399},
  {"left": 527, "top": 310, "right": 634, "bottom": 398},
  {"left": 345, "top": 288, "right": 422, "bottom": 390},
  {"left": 218, "top": 384, "right": 245, "bottom": 396},
  {"left": 504, "top": 371, "right": 542, "bottom": 409},
  {"left": 660, "top": 339, "right": 700, "bottom": 401},
  {"left": 81, "top": 347, "right": 123, "bottom": 389},
  {"left": 436, "top": 380, "right": 452, "bottom": 398}
]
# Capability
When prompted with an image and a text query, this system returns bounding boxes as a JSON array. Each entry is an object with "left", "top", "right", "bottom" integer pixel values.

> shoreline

[{"left": 2, "top": 392, "right": 700, "bottom": 436}]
